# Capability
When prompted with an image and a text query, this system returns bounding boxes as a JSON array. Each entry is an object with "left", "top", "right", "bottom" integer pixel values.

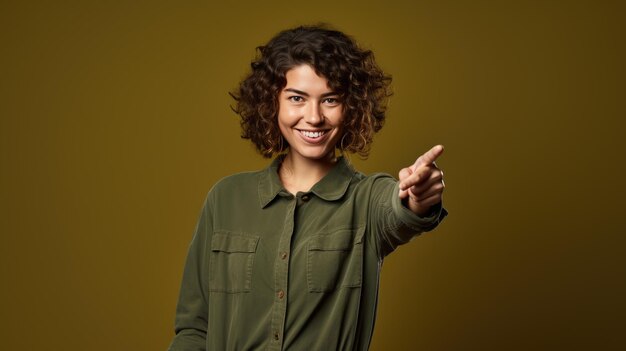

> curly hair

[{"left": 230, "top": 24, "right": 392, "bottom": 158}]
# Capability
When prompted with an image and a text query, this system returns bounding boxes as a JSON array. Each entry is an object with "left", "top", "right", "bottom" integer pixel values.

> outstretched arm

[
  {"left": 398, "top": 145, "right": 446, "bottom": 216},
  {"left": 367, "top": 145, "right": 448, "bottom": 258}
]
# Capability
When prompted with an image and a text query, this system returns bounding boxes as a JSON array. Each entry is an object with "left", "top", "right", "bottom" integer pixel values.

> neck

[{"left": 279, "top": 151, "right": 338, "bottom": 194}]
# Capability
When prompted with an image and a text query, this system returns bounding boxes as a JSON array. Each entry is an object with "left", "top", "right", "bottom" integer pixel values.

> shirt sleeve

[
  {"left": 168, "top": 194, "right": 212, "bottom": 351},
  {"left": 369, "top": 174, "right": 448, "bottom": 259}
]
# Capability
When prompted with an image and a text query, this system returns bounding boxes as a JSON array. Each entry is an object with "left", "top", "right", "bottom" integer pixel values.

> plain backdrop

[{"left": 1, "top": 0, "right": 624, "bottom": 350}]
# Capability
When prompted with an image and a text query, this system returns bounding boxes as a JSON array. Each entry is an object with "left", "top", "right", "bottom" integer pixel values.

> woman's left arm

[{"left": 398, "top": 145, "right": 446, "bottom": 216}]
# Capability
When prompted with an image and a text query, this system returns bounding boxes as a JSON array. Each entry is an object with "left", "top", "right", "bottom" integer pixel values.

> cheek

[
  {"left": 278, "top": 105, "right": 299, "bottom": 124},
  {"left": 329, "top": 109, "right": 345, "bottom": 126}
]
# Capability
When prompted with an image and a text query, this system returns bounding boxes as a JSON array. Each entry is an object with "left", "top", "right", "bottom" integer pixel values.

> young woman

[{"left": 169, "top": 25, "right": 448, "bottom": 351}]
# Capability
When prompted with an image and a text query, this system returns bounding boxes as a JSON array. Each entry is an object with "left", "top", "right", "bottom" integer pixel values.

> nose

[{"left": 304, "top": 103, "right": 324, "bottom": 125}]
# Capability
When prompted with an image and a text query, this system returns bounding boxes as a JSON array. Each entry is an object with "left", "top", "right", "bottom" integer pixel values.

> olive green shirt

[{"left": 169, "top": 155, "right": 448, "bottom": 351}]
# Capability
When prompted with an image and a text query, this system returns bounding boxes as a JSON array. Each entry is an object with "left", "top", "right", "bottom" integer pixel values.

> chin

[{"left": 293, "top": 147, "right": 336, "bottom": 161}]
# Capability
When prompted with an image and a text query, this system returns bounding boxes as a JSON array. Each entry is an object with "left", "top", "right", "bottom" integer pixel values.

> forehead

[{"left": 283, "top": 65, "right": 333, "bottom": 93}]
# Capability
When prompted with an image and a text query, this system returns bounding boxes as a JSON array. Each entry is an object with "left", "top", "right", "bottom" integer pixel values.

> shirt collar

[{"left": 258, "top": 155, "right": 355, "bottom": 208}]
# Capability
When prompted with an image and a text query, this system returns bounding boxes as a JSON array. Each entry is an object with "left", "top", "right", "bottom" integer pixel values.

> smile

[{"left": 297, "top": 129, "right": 327, "bottom": 139}]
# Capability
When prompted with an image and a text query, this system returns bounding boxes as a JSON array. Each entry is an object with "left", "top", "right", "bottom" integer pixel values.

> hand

[{"left": 398, "top": 145, "right": 446, "bottom": 216}]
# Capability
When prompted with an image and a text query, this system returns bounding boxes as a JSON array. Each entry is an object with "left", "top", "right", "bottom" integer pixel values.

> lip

[{"left": 295, "top": 128, "right": 331, "bottom": 144}]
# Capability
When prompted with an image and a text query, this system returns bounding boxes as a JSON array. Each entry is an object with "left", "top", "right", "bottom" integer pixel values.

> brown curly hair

[{"left": 230, "top": 24, "right": 392, "bottom": 158}]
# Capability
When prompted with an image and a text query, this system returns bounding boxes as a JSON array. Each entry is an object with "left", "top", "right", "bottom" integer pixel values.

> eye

[
  {"left": 288, "top": 96, "right": 304, "bottom": 102},
  {"left": 323, "top": 97, "right": 340, "bottom": 105}
]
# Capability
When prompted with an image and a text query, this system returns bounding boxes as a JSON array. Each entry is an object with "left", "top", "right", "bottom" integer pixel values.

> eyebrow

[{"left": 284, "top": 88, "right": 339, "bottom": 98}]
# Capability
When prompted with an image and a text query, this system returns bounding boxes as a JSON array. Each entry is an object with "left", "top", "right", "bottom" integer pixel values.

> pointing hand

[{"left": 398, "top": 145, "right": 445, "bottom": 216}]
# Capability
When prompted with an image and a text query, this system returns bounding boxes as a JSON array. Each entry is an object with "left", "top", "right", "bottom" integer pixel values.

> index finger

[{"left": 414, "top": 144, "right": 444, "bottom": 167}]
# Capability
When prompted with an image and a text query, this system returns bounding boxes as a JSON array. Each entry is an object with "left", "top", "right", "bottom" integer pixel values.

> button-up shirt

[{"left": 169, "top": 156, "right": 448, "bottom": 351}]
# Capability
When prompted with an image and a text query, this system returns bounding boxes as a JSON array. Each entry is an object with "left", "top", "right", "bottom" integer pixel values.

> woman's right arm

[{"left": 168, "top": 196, "right": 212, "bottom": 351}]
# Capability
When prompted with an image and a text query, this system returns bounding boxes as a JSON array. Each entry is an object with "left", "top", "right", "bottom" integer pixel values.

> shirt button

[
  {"left": 280, "top": 252, "right": 288, "bottom": 260},
  {"left": 277, "top": 290, "right": 285, "bottom": 299},
  {"left": 273, "top": 331, "right": 280, "bottom": 340},
  {"left": 301, "top": 194, "right": 310, "bottom": 201}
]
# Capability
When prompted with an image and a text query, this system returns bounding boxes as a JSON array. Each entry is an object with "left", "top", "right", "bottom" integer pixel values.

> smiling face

[{"left": 277, "top": 64, "right": 344, "bottom": 163}]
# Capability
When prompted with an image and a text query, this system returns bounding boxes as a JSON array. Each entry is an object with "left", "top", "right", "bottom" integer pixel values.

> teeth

[{"left": 301, "top": 130, "right": 325, "bottom": 138}]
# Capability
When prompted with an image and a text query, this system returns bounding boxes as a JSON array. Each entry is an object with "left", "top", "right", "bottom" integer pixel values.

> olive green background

[{"left": 1, "top": 0, "right": 624, "bottom": 350}]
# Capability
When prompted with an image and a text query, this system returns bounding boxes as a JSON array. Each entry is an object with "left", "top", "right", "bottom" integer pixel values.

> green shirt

[{"left": 169, "top": 155, "right": 448, "bottom": 351}]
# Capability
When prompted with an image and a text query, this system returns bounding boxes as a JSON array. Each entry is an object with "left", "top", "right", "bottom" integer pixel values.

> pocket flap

[
  {"left": 308, "top": 227, "right": 364, "bottom": 251},
  {"left": 211, "top": 233, "right": 259, "bottom": 253}
]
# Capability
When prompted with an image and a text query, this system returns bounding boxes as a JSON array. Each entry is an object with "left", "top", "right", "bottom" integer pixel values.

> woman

[{"left": 169, "top": 25, "right": 448, "bottom": 351}]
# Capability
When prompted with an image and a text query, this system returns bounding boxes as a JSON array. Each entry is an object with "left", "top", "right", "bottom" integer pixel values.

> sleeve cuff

[{"left": 390, "top": 181, "right": 448, "bottom": 232}]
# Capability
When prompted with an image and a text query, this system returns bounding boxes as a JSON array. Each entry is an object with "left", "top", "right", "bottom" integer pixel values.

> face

[{"left": 277, "top": 64, "right": 344, "bottom": 163}]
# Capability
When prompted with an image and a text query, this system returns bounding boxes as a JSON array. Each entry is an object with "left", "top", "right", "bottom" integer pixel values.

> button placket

[{"left": 268, "top": 197, "right": 296, "bottom": 350}]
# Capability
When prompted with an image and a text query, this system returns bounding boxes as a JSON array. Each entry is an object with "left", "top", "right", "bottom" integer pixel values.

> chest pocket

[
  {"left": 307, "top": 227, "right": 364, "bottom": 293},
  {"left": 209, "top": 232, "right": 259, "bottom": 293}
]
